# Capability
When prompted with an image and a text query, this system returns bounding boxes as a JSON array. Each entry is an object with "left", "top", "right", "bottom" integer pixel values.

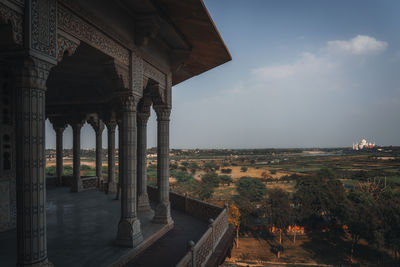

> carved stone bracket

[
  {"left": 105, "top": 59, "right": 130, "bottom": 90},
  {"left": 146, "top": 80, "right": 166, "bottom": 106},
  {"left": 143, "top": 61, "right": 167, "bottom": 89},
  {"left": 57, "top": 31, "right": 80, "bottom": 62},
  {"left": 0, "top": 2, "right": 23, "bottom": 45}
]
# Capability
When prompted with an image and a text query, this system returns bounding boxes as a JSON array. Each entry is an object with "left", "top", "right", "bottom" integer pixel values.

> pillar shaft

[
  {"left": 153, "top": 106, "right": 173, "bottom": 225},
  {"left": 116, "top": 120, "right": 122, "bottom": 200},
  {"left": 71, "top": 123, "right": 83, "bottom": 192},
  {"left": 116, "top": 95, "right": 143, "bottom": 247},
  {"left": 95, "top": 130, "right": 103, "bottom": 187},
  {"left": 14, "top": 56, "right": 52, "bottom": 266},
  {"left": 106, "top": 122, "right": 117, "bottom": 193},
  {"left": 137, "top": 112, "right": 151, "bottom": 211},
  {"left": 55, "top": 128, "right": 64, "bottom": 186},
  {"left": 88, "top": 117, "right": 104, "bottom": 189}
]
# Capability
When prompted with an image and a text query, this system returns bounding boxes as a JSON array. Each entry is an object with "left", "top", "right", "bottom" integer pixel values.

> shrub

[
  {"left": 219, "top": 175, "right": 233, "bottom": 186},
  {"left": 171, "top": 170, "right": 193, "bottom": 183},
  {"left": 80, "top": 164, "right": 92, "bottom": 170},
  {"left": 240, "top": 166, "right": 248, "bottom": 172},
  {"left": 46, "top": 166, "right": 56, "bottom": 176},
  {"left": 221, "top": 168, "right": 232, "bottom": 174}
]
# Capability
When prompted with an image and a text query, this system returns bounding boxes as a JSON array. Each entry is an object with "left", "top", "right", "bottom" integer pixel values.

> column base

[
  {"left": 18, "top": 258, "right": 53, "bottom": 267},
  {"left": 115, "top": 218, "right": 143, "bottom": 247},
  {"left": 96, "top": 177, "right": 102, "bottom": 189},
  {"left": 70, "top": 177, "right": 82, "bottom": 192},
  {"left": 107, "top": 181, "right": 117, "bottom": 194},
  {"left": 153, "top": 201, "right": 173, "bottom": 224},
  {"left": 56, "top": 176, "right": 63, "bottom": 186},
  {"left": 137, "top": 193, "right": 152, "bottom": 212}
]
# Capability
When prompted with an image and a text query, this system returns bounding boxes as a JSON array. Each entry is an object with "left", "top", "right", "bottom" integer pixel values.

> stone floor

[{"left": 0, "top": 186, "right": 207, "bottom": 267}]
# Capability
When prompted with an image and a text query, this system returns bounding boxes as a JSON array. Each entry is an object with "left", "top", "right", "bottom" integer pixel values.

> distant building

[{"left": 353, "top": 139, "right": 376, "bottom": 150}]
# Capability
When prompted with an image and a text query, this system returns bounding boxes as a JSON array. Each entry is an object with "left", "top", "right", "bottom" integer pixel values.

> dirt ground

[{"left": 226, "top": 232, "right": 394, "bottom": 266}]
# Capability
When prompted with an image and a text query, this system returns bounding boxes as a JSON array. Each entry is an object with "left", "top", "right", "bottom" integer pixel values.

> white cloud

[
  {"left": 326, "top": 35, "right": 388, "bottom": 55},
  {"left": 252, "top": 52, "right": 335, "bottom": 80}
]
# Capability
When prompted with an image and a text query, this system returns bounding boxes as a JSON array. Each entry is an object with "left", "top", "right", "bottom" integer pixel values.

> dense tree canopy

[{"left": 236, "top": 176, "right": 267, "bottom": 202}]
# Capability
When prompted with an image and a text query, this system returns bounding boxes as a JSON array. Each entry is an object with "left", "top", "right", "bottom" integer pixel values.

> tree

[
  {"left": 188, "top": 162, "right": 199, "bottom": 174},
  {"left": 346, "top": 191, "right": 380, "bottom": 263},
  {"left": 228, "top": 203, "right": 241, "bottom": 248},
  {"left": 171, "top": 170, "right": 193, "bottom": 183},
  {"left": 236, "top": 177, "right": 267, "bottom": 202},
  {"left": 201, "top": 172, "right": 220, "bottom": 187},
  {"left": 378, "top": 190, "right": 400, "bottom": 260},
  {"left": 240, "top": 166, "right": 248, "bottom": 172},
  {"left": 316, "top": 168, "right": 335, "bottom": 180},
  {"left": 265, "top": 188, "right": 292, "bottom": 258},
  {"left": 219, "top": 175, "right": 233, "bottom": 186},
  {"left": 294, "top": 176, "right": 348, "bottom": 228},
  {"left": 197, "top": 172, "right": 220, "bottom": 200}
]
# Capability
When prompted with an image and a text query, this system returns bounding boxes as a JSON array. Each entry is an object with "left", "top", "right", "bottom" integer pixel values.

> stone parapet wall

[
  {"left": 176, "top": 207, "right": 229, "bottom": 267},
  {"left": 46, "top": 176, "right": 97, "bottom": 190},
  {"left": 147, "top": 186, "right": 230, "bottom": 267},
  {"left": 147, "top": 186, "right": 223, "bottom": 222}
]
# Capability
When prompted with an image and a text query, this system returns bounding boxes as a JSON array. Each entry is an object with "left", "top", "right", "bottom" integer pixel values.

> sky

[{"left": 45, "top": 0, "right": 400, "bottom": 149}]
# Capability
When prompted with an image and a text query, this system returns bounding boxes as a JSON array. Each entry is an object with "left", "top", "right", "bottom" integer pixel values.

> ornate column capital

[
  {"left": 88, "top": 116, "right": 105, "bottom": 135},
  {"left": 68, "top": 114, "right": 86, "bottom": 130},
  {"left": 11, "top": 56, "right": 54, "bottom": 90},
  {"left": 118, "top": 94, "right": 139, "bottom": 112},
  {"left": 105, "top": 119, "right": 117, "bottom": 133},
  {"left": 137, "top": 112, "right": 150, "bottom": 125},
  {"left": 154, "top": 105, "right": 171, "bottom": 121},
  {"left": 49, "top": 117, "right": 67, "bottom": 132}
]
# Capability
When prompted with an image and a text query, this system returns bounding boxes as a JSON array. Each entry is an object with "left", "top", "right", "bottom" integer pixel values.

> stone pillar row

[{"left": 13, "top": 56, "right": 173, "bottom": 267}]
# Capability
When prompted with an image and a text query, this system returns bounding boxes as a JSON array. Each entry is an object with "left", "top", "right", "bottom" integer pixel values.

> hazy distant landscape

[{"left": 46, "top": 146, "right": 400, "bottom": 266}]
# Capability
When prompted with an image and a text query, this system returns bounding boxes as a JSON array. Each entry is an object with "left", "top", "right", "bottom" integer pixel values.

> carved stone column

[
  {"left": 89, "top": 117, "right": 105, "bottom": 188},
  {"left": 116, "top": 118, "right": 122, "bottom": 200},
  {"left": 116, "top": 95, "right": 143, "bottom": 247},
  {"left": 106, "top": 120, "right": 117, "bottom": 193},
  {"left": 95, "top": 122, "right": 104, "bottom": 188},
  {"left": 153, "top": 105, "right": 173, "bottom": 225},
  {"left": 137, "top": 111, "right": 151, "bottom": 212},
  {"left": 51, "top": 120, "right": 66, "bottom": 186},
  {"left": 14, "top": 56, "right": 53, "bottom": 266},
  {"left": 71, "top": 121, "right": 84, "bottom": 193}
]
